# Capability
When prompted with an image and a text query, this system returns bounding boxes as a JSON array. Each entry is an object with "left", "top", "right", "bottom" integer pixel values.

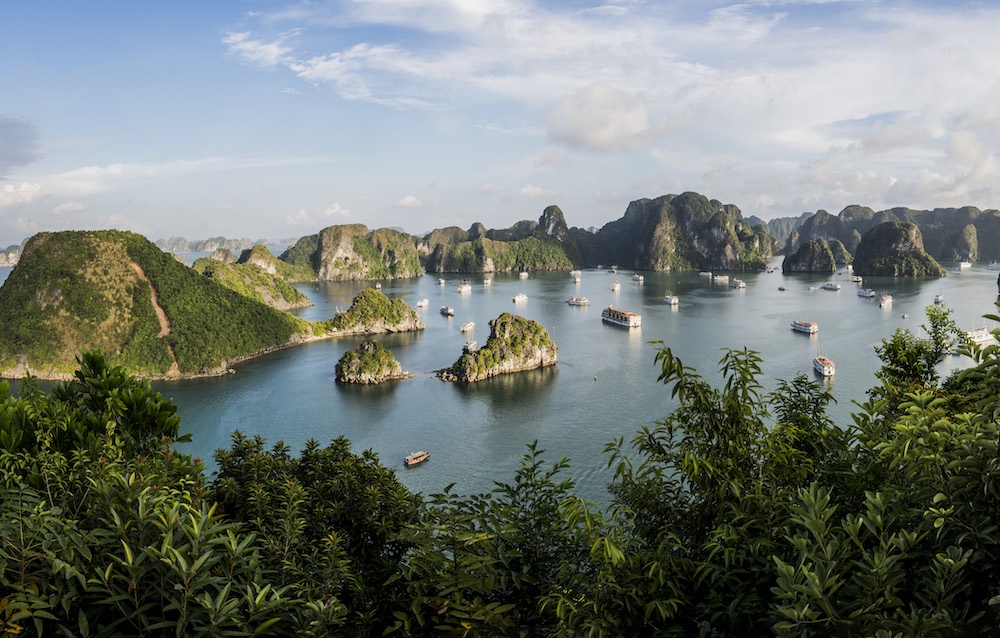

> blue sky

[{"left": 3, "top": 1, "right": 1000, "bottom": 247}]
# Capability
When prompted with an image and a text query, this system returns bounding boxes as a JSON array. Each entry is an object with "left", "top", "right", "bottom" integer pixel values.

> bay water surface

[{"left": 4, "top": 261, "right": 998, "bottom": 503}]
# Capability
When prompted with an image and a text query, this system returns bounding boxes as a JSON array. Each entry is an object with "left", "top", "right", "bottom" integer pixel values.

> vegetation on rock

[
  {"left": 336, "top": 339, "right": 411, "bottom": 384},
  {"left": 193, "top": 251, "right": 313, "bottom": 310},
  {"left": 853, "top": 221, "right": 947, "bottom": 277},
  {"left": 443, "top": 313, "right": 557, "bottom": 381},
  {"left": 0, "top": 230, "right": 310, "bottom": 377},
  {"left": 314, "top": 288, "right": 424, "bottom": 336},
  {"left": 782, "top": 237, "right": 837, "bottom": 273},
  {"left": 281, "top": 225, "right": 422, "bottom": 281}
]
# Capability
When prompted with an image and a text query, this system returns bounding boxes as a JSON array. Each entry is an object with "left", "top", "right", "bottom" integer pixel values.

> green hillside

[{"left": 0, "top": 230, "right": 310, "bottom": 377}]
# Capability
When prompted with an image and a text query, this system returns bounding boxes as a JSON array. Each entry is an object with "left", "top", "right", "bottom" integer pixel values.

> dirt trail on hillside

[{"left": 130, "top": 262, "right": 180, "bottom": 377}]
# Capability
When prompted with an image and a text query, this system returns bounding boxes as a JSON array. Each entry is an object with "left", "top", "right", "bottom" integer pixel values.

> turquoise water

[
  {"left": 153, "top": 260, "right": 1000, "bottom": 502},
  {"left": 2, "top": 262, "right": 997, "bottom": 502}
]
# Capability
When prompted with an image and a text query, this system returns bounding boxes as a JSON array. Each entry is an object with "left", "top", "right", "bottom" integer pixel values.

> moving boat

[
  {"left": 813, "top": 355, "right": 835, "bottom": 377},
  {"left": 857, "top": 288, "right": 876, "bottom": 298},
  {"left": 566, "top": 295, "right": 590, "bottom": 306},
  {"left": 699, "top": 271, "right": 713, "bottom": 277},
  {"left": 960, "top": 261, "right": 972, "bottom": 269},
  {"left": 519, "top": 271, "right": 529, "bottom": 279},
  {"left": 934, "top": 292, "right": 945, "bottom": 304},
  {"left": 821, "top": 282, "right": 841, "bottom": 291},
  {"left": 851, "top": 275, "right": 863, "bottom": 283},
  {"left": 440, "top": 306, "right": 455, "bottom": 316},
  {"left": 713, "top": 274, "right": 730, "bottom": 283},
  {"left": 483, "top": 277, "right": 492, "bottom": 285},
  {"left": 513, "top": 293, "right": 528, "bottom": 303},
  {"left": 879, "top": 293, "right": 893, "bottom": 308},
  {"left": 664, "top": 294, "right": 679, "bottom": 305},
  {"left": 456, "top": 280, "right": 472, "bottom": 293},
  {"left": 632, "top": 273, "right": 644, "bottom": 282},
  {"left": 416, "top": 298, "right": 429, "bottom": 308},
  {"left": 602, "top": 306, "right": 641, "bottom": 328},
  {"left": 571, "top": 270, "right": 582, "bottom": 283},
  {"left": 611, "top": 278, "right": 621, "bottom": 291},
  {"left": 438, "top": 278, "right": 446, "bottom": 286},
  {"left": 731, "top": 279, "right": 746, "bottom": 289},
  {"left": 460, "top": 320, "right": 475, "bottom": 332},
  {"left": 791, "top": 320, "right": 819, "bottom": 334},
  {"left": 404, "top": 451, "right": 430, "bottom": 466},
  {"left": 990, "top": 261, "right": 1000, "bottom": 270},
  {"left": 375, "top": 282, "right": 382, "bottom": 290},
  {"left": 463, "top": 340, "right": 477, "bottom": 354}
]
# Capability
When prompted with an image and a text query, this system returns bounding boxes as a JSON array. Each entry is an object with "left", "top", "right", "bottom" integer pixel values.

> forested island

[{"left": 2, "top": 304, "right": 1000, "bottom": 636}]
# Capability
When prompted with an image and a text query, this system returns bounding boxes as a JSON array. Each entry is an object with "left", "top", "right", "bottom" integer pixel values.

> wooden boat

[{"left": 404, "top": 451, "right": 430, "bottom": 466}]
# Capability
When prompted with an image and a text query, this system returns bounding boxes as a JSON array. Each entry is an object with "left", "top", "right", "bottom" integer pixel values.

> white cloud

[
  {"left": 547, "top": 84, "right": 665, "bottom": 151},
  {"left": 324, "top": 202, "right": 351, "bottom": 217},
  {"left": 481, "top": 183, "right": 504, "bottom": 194},
  {"left": 223, "top": 31, "right": 296, "bottom": 68},
  {"left": 0, "top": 183, "right": 43, "bottom": 209},
  {"left": 53, "top": 201, "right": 86, "bottom": 214},
  {"left": 395, "top": 195, "right": 422, "bottom": 208},
  {"left": 519, "top": 184, "right": 556, "bottom": 199},
  {"left": 286, "top": 208, "right": 312, "bottom": 225}
]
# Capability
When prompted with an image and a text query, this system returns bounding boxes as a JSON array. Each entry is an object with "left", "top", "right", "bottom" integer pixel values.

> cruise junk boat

[{"left": 602, "top": 306, "right": 641, "bottom": 328}]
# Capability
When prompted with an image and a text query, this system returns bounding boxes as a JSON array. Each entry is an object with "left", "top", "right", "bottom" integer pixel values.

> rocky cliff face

[
  {"left": 782, "top": 238, "right": 837, "bottom": 273},
  {"left": 210, "top": 248, "right": 237, "bottom": 264},
  {"left": 440, "top": 313, "right": 557, "bottom": 382},
  {"left": 335, "top": 339, "right": 412, "bottom": 384},
  {"left": 578, "top": 192, "right": 773, "bottom": 272},
  {"left": 852, "top": 222, "right": 946, "bottom": 277},
  {"left": 281, "top": 225, "right": 422, "bottom": 281}
]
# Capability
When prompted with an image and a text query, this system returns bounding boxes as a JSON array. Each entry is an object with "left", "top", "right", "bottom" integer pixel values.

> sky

[{"left": 4, "top": 1, "right": 1000, "bottom": 247}]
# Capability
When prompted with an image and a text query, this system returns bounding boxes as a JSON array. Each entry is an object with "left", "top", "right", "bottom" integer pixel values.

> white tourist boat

[
  {"left": 374, "top": 282, "right": 381, "bottom": 290},
  {"left": 934, "top": 292, "right": 945, "bottom": 304},
  {"left": 821, "top": 282, "right": 841, "bottom": 291},
  {"left": 813, "top": 355, "right": 835, "bottom": 377},
  {"left": 990, "top": 261, "right": 1000, "bottom": 270},
  {"left": 513, "top": 293, "right": 528, "bottom": 303},
  {"left": 851, "top": 275, "right": 863, "bottom": 282},
  {"left": 713, "top": 274, "right": 730, "bottom": 283},
  {"left": 416, "top": 298, "right": 429, "bottom": 308},
  {"left": 965, "top": 327, "right": 995, "bottom": 347},
  {"left": 731, "top": 279, "right": 746, "bottom": 289},
  {"left": 699, "top": 271, "right": 712, "bottom": 277},
  {"left": 519, "top": 271, "right": 529, "bottom": 279},
  {"left": 791, "top": 320, "right": 819, "bottom": 334},
  {"left": 483, "top": 277, "right": 492, "bottom": 285},
  {"left": 456, "top": 280, "right": 472, "bottom": 293},
  {"left": 566, "top": 295, "right": 590, "bottom": 306},
  {"left": 664, "top": 294, "right": 679, "bottom": 305},
  {"left": 460, "top": 320, "right": 474, "bottom": 332},
  {"left": 879, "top": 293, "right": 893, "bottom": 308},
  {"left": 857, "top": 288, "right": 876, "bottom": 298},
  {"left": 602, "top": 306, "right": 641, "bottom": 328},
  {"left": 611, "top": 278, "right": 621, "bottom": 291},
  {"left": 960, "top": 261, "right": 972, "bottom": 269},
  {"left": 440, "top": 306, "right": 454, "bottom": 316},
  {"left": 438, "top": 278, "right": 445, "bottom": 286}
]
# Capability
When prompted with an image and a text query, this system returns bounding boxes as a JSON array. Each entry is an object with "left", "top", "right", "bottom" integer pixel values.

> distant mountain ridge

[{"left": 152, "top": 195, "right": 1000, "bottom": 279}]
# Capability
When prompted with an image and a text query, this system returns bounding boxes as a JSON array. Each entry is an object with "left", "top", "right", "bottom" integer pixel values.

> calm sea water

[{"left": 3, "top": 261, "right": 998, "bottom": 502}]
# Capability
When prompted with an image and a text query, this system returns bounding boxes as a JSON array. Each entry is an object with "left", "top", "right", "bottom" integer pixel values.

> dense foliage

[
  {"left": 447, "top": 313, "right": 557, "bottom": 381},
  {"left": 850, "top": 221, "right": 947, "bottom": 277},
  {"left": 192, "top": 254, "right": 312, "bottom": 309},
  {"left": 0, "top": 231, "right": 311, "bottom": 377},
  {"left": 4, "top": 303, "right": 1000, "bottom": 636}
]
